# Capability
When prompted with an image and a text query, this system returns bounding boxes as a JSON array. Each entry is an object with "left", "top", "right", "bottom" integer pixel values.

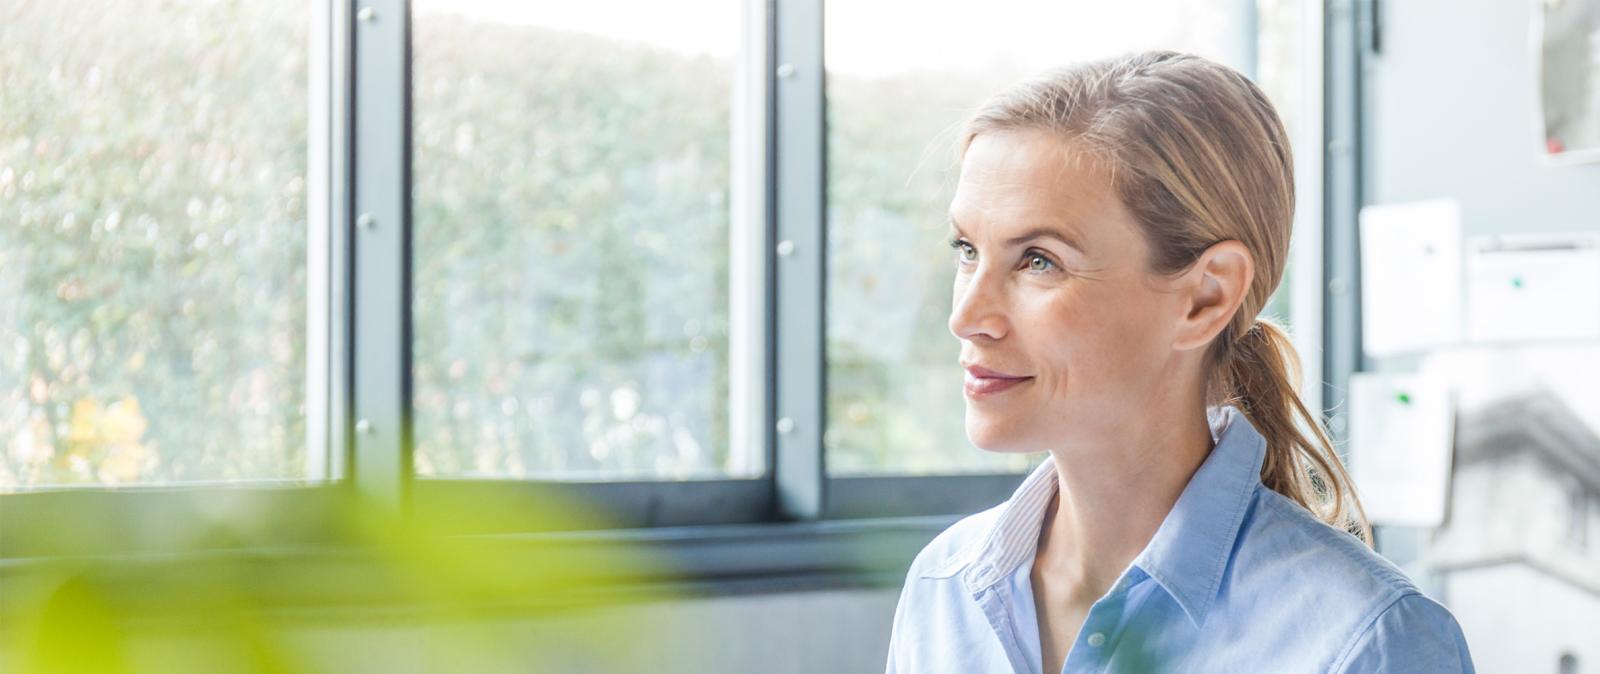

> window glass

[
  {"left": 411, "top": 0, "right": 757, "bottom": 480},
  {"left": 0, "top": 0, "right": 311, "bottom": 488}
]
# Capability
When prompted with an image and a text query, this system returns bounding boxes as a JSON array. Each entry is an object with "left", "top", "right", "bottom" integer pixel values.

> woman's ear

[{"left": 1172, "top": 240, "right": 1254, "bottom": 352}]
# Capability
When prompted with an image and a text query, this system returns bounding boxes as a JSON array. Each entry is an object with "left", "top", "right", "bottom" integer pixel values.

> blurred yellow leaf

[
  {"left": 102, "top": 397, "right": 148, "bottom": 447},
  {"left": 66, "top": 398, "right": 104, "bottom": 450}
]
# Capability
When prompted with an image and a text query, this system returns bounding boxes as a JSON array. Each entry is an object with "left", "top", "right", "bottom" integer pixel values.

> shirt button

[{"left": 1086, "top": 632, "right": 1106, "bottom": 647}]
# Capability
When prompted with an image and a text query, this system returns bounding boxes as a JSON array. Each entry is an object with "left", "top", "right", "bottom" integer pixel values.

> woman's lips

[{"left": 963, "top": 368, "right": 1034, "bottom": 398}]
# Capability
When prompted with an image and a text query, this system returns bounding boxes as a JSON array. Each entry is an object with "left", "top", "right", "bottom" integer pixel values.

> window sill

[{"left": 0, "top": 515, "right": 959, "bottom": 627}]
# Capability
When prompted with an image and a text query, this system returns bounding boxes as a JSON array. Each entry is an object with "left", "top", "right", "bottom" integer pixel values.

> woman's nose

[{"left": 948, "top": 273, "right": 1009, "bottom": 342}]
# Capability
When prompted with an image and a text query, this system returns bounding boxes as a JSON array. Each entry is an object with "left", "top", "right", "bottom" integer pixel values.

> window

[
  {"left": 0, "top": 0, "right": 1317, "bottom": 555},
  {"left": 409, "top": 0, "right": 757, "bottom": 482},
  {"left": 0, "top": 0, "right": 314, "bottom": 489}
]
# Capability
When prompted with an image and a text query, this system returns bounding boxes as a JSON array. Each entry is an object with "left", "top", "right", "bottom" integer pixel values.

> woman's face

[{"left": 947, "top": 129, "right": 1193, "bottom": 454}]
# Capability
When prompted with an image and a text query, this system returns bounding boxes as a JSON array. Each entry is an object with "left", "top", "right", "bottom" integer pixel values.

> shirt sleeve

[
  {"left": 1330, "top": 592, "right": 1476, "bottom": 674},
  {"left": 884, "top": 563, "right": 917, "bottom": 674}
]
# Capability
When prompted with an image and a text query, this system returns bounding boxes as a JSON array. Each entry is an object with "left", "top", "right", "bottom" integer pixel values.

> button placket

[{"left": 1062, "top": 586, "right": 1132, "bottom": 670}]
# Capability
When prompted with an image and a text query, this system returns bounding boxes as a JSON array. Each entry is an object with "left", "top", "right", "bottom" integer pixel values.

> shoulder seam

[
  {"left": 1325, "top": 590, "right": 1423, "bottom": 674},
  {"left": 1257, "top": 487, "right": 1414, "bottom": 591}
]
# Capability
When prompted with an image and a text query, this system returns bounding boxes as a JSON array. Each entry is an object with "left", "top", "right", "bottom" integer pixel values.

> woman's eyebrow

[
  {"left": 1004, "top": 226, "right": 1085, "bottom": 253},
  {"left": 947, "top": 215, "right": 1086, "bottom": 253}
]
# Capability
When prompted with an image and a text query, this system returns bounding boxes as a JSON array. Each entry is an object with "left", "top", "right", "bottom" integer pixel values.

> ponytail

[{"left": 1218, "top": 319, "right": 1372, "bottom": 545}]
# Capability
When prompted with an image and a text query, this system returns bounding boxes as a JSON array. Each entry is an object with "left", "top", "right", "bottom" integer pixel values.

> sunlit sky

[{"left": 410, "top": 0, "right": 1248, "bottom": 79}]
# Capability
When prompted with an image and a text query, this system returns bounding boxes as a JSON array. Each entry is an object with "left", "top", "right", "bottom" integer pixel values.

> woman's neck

[{"left": 1034, "top": 400, "right": 1217, "bottom": 600}]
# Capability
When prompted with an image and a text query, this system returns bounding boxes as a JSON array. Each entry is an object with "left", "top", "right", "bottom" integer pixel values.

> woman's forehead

[
  {"left": 962, "top": 129, "right": 1107, "bottom": 181},
  {"left": 951, "top": 131, "right": 1125, "bottom": 246}
]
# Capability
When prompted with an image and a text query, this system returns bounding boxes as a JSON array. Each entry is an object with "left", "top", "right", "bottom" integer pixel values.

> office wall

[
  {"left": 525, "top": 588, "right": 901, "bottom": 674},
  {"left": 0, "top": 588, "right": 903, "bottom": 674},
  {"left": 1363, "top": 0, "right": 1600, "bottom": 233},
  {"left": 312, "top": 587, "right": 901, "bottom": 673},
  {"left": 1363, "top": 1, "right": 1600, "bottom": 671}
]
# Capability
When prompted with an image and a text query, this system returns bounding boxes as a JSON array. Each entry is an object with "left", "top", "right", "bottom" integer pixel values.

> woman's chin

[{"left": 964, "top": 418, "right": 1036, "bottom": 454}]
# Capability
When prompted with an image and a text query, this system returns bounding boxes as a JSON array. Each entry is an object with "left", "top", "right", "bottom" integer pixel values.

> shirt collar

[{"left": 930, "top": 405, "right": 1266, "bottom": 628}]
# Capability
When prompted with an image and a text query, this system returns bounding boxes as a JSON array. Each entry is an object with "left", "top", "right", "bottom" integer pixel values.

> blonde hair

[{"left": 958, "top": 50, "right": 1371, "bottom": 544}]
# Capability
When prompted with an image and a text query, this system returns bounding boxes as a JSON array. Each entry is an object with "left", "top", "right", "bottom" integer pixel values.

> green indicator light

[
  {"left": 1511, "top": 276, "right": 1524, "bottom": 289},
  {"left": 1396, "top": 391, "right": 1412, "bottom": 405}
]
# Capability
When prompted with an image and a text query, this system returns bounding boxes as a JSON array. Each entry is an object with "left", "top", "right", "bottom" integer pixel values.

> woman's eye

[
  {"left": 1025, "top": 252, "right": 1055, "bottom": 272},
  {"left": 949, "top": 239, "right": 976, "bottom": 264}
]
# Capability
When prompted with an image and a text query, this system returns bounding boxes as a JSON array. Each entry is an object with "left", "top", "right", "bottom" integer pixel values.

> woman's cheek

[{"left": 1069, "top": 292, "right": 1155, "bottom": 366}]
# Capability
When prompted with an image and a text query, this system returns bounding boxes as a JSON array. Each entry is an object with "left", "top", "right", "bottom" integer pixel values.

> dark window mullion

[
  {"left": 1323, "top": 0, "right": 1363, "bottom": 449},
  {"left": 773, "top": 0, "right": 827, "bottom": 521},
  {"left": 349, "top": 0, "right": 412, "bottom": 508}
]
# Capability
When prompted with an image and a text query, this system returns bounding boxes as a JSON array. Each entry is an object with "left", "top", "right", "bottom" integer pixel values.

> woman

[{"left": 886, "top": 51, "right": 1474, "bottom": 673}]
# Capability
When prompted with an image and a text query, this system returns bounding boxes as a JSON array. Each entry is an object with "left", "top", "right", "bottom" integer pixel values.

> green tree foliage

[
  {"left": 1, "top": 0, "right": 309, "bottom": 486},
  {"left": 411, "top": 12, "right": 735, "bottom": 480}
]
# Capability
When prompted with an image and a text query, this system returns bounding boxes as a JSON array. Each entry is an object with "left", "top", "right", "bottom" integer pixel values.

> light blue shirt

[{"left": 886, "top": 405, "right": 1475, "bottom": 673}]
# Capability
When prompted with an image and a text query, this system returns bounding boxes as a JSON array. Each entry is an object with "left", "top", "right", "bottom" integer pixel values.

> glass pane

[
  {"left": 0, "top": 0, "right": 311, "bottom": 489},
  {"left": 412, "top": 1, "right": 753, "bottom": 480},
  {"left": 1258, "top": 0, "right": 1302, "bottom": 329},
  {"left": 824, "top": 0, "right": 1285, "bottom": 475}
]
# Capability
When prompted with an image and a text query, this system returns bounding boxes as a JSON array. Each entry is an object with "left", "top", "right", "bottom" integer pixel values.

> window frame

[{"left": 0, "top": 0, "right": 1325, "bottom": 594}]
